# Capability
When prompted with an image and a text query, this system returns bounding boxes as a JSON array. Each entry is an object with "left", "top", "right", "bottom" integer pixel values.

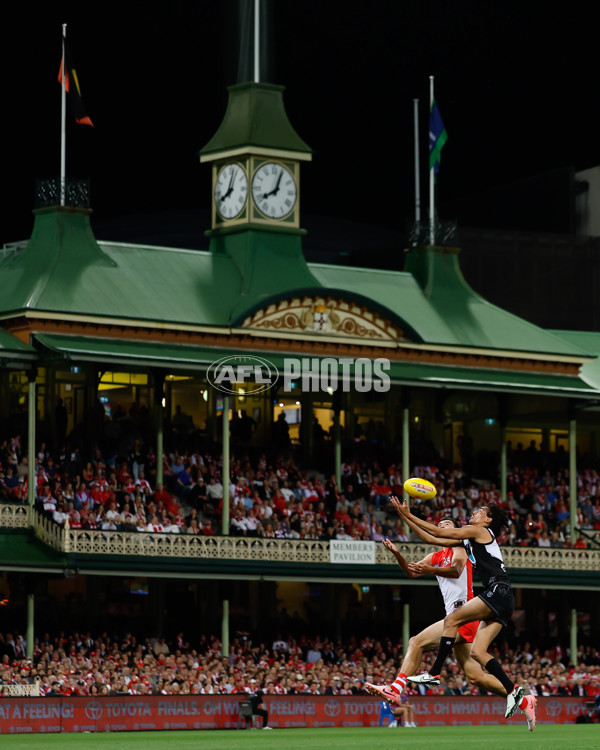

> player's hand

[
  {"left": 410, "top": 562, "right": 433, "bottom": 575},
  {"left": 382, "top": 537, "right": 399, "bottom": 555},
  {"left": 389, "top": 495, "right": 409, "bottom": 516}
]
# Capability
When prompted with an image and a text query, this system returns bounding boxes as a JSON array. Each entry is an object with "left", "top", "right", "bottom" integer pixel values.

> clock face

[
  {"left": 215, "top": 163, "right": 248, "bottom": 219},
  {"left": 252, "top": 162, "right": 297, "bottom": 219}
]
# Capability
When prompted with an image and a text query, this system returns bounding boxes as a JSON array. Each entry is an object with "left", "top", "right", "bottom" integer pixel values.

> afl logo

[
  {"left": 324, "top": 700, "right": 341, "bottom": 717},
  {"left": 207, "top": 355, "right": 278, "bottom": 395},
  {"left": 85, "top": 700, "right": 103, "bottom": 720}
]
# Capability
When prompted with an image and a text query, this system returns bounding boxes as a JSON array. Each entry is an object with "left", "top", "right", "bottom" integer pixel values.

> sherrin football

[{"left": 403, "top": 477, "right": 437, "bottom": 500}]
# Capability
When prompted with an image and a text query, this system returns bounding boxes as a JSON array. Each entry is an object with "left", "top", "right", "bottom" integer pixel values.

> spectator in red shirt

[
  {"left": 370, "top": 473, "right": 391, "bottom": 509},
  {"left": 271, "top": 489, "right": 287, "bottom": 517},
  {"left": 153, "top": 483, "right": 171, "bottom": 506}
]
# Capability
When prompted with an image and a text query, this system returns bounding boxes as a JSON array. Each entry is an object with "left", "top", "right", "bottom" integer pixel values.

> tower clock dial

[
  {"left": 252, "top": 162, "right": 297, "bottom": 219},
  {"left": 215, "top": 163, "right": 248, "bottom": 220}
]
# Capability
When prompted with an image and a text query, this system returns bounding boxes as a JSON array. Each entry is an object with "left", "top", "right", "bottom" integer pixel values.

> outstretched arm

[
  {"left": 401, "top": 511, "right": 462, "bottom": 548},
  {"left": 382, "top": 538, "right": 431, "bottom": 578},
  {"left": 390, "top": 496, "right": 445, "bottom": 536},
  {"left": 383, "top": 537, "right": 465, "bottom": 577},
  {"left": 390, "top": 495, "right": 477, "bottom": 542}
]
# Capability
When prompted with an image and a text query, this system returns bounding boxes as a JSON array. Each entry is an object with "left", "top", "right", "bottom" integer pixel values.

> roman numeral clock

[
  {"left": 200, "top": 82, "right": 311, "bottom": 234},
  {"left": 251, "top": 160, "right": 298, "bottom": 223},
  {"left": 211, "top": 157, "right": 300, "bottom": 230},
  {"left": 214, "top": 162, "right": 248, "bottom": 222}
]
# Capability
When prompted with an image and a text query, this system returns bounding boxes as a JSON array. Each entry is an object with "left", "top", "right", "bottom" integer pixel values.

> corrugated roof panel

[{"left": 310, "top": 262, "right": 590, "bottom": 357}]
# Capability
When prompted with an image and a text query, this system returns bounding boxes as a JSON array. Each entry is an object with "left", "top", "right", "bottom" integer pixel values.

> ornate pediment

[{"left": 242, "top": 297, "right": 404, "bottom": 341}]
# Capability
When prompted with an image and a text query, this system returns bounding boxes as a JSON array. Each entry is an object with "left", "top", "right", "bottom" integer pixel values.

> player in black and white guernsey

[
  {"left": 393, "top": 497, "right": 537, "bottom": 731},
  {"left": 364, "top": 518, "right": 509, "bottom": 712},
  {"left": 463, "top": 527, "right": 508, "bottom": 591}
]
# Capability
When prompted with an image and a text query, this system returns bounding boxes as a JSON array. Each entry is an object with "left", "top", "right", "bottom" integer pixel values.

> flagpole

[
  {"left": 253, "top": 0, "right": 260, "bottom": 82},
  {"left": 60, "top": 23, "right": 67, "bottom": 206},
  {"left": 429, "top": 75, "right": 435, "bottom": 245},
  {"left": 413, "top": 98, "right": 421, "bottom": 224}
]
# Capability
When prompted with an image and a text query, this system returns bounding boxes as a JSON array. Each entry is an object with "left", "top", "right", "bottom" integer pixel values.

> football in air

[{"left": 403, "top": 477, "right": 437, "bottom": 500}]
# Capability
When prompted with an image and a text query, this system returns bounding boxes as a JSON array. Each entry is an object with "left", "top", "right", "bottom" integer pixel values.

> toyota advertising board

[{"left": 0, "top": 695, "right": 588, "bottom": 733}]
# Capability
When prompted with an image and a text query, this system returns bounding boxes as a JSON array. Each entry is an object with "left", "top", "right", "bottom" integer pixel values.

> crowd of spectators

[
  {"left": 1, "top": 393, "right": 598, "bottom": 713},
  {"left": 0, "top": 629, "right": 599, "bottom": 699},
  {"left": 0, "top": 431, "right": 598, "bottom": 704},
  {"left": 1, "top": 433, "right": 599, "bottom": 547}
]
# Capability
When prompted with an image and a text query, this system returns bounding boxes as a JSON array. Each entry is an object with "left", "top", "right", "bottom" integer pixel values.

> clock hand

[
  {"left": 261, "top": 169, "right": 285, "bottom": 199},
  {"left": 272, "top": 169, "right": 284, "bottom": 195},
  {"left": 222, "top": 170, "right": 236, "bottom": 200}
]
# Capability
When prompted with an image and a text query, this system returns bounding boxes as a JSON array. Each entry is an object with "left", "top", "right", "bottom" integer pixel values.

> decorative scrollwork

[
  {"left": 408, "top": 219, "right": 458, "bottom": 247},
  {"left": 258, "top": 313, "right": 303, "bottom": 330},
  {"left": 35, "top": 177, "right": 90, "bottom": 209},
  {"left": 0, "top": 504, "right": 28, "bottom": 528},
  {"left": 338, "top": 317, "right": 381, "bottom": 338},
  {"left": 245, "top": 297, "right": 401, "bottom": 340}
]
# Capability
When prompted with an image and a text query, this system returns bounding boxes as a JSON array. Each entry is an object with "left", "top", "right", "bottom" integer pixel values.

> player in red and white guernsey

[{"left": 365, "top": 518, "right": 507, "bottom": 708}]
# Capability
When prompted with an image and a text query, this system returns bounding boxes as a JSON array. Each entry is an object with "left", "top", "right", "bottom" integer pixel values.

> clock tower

[
  {"left": 200, "top": 81, "right": 311, "bottom": 233},
  {"left": 199, "top": 81, "right": 317, "bottom": 310}
]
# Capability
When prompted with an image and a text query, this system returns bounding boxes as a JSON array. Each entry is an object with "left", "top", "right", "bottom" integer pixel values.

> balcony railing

[
  {"left": 408, "top": 218, "right": 458, "bottom": 247},
  {"left": 35, "top": 177, "right": 90, "bottom": 209},
  {"left": 0, "top": 507, "right": 587, "bottom": 571},
  {"left": 0, "top": 504, "right": 29, "bottom": 528}
]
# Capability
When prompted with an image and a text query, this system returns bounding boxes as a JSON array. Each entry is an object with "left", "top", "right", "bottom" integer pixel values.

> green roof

[
  {"left": 200, "top": 82, "right": 312, "bottom": 157},
  {"left": 0, "top": 329, "right": 36, "bottom": 365},
  {"left": 550, "top": 330, "right": 600, "bottom": 391},
  {"left": 309, "top": 252, "right": 590, "bottom": 357},
  {"left": 387, "top": 360, "right": 597, "bottom": 397},
  {"left": 0, "top": 208, "right": 593, "bottom": 365},
  {"left": 0, "top": 208, "right": 236, "bottom": 326},
  {"left": 34, "top": 334, "right": 236, "bottom": 370},
  {"left": 0, "top": 209, "right": 321, "bottom": 328}
]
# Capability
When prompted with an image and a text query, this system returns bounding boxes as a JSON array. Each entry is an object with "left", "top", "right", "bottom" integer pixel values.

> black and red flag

[{"left": 57, "top": 40, "right": 94, "bottom": 127}]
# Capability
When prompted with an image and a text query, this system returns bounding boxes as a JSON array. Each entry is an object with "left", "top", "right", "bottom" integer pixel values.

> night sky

[{"left": 3, "top": 1, "right": 599, "bottom": 255}]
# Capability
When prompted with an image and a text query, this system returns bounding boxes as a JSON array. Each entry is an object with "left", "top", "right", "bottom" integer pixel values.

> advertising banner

[{"left": 0, "top": 694, "right": 589, "bottom": 733}]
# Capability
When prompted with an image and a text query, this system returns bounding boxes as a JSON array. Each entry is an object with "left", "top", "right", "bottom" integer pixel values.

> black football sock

[
  {"left": 430, "top": 637, "right": 455, "bottom": 676},
  {"left": 485, "top": 657, "right": 515, "bottom": 694}
]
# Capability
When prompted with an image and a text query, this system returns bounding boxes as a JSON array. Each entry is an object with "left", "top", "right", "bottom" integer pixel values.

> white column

[
  {"left": 222, "top": 395, "right": 230, "bottom": 535},
  {"left": 569, "top": 417, "right": 577, "bottom": 544},
  {"left": 222, "top": 599, "right": 230, "bottom": 659},
  {"left": 402, "top": 602, "right": 410, "bottom": 661},
  {"left": 570, "top": 607, "right": 578, "bottom": 668},
  {"left": 26, "top": 592, "right": 34, "bottom": 660}
]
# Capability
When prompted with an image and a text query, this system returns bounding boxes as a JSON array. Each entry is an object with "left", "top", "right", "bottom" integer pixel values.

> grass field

[{"left": 0, "top": 726, "right": 597, "bottom": 750}]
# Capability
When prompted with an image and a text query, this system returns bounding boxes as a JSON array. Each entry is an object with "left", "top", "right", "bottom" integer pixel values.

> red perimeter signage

[{"left": 0, "top": 694, "right": 587, "bottom": 733}]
